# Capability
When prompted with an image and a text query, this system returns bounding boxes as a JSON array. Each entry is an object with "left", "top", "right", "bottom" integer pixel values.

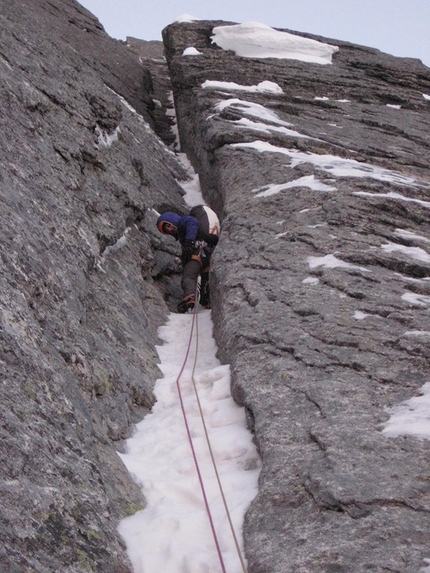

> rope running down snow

[
  {"left": 192, "top": 303, "right": 249, "bottom": 573},
  {"left": 174, "top": 286, "right": 226, "bottom": 573},
  {"left": 174, "top": 284, "right": 248, "bottom": 573}
]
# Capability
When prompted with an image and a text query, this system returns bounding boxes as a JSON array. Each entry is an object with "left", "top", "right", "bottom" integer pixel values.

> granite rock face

[
  {"left": 126, "top": 37, "right": 178, "bottom": 148},
  {"left": 163, "top": 21, "right": 430, "bottom": 573},
  {"left": 1, "top": 1, "right": 187, "bottom": 571},
  {"left": 2, "top": 2, "right": 430, "bottom": 571},
  {"left": 0, "top": 0, "right": 155, "bottom": 122}
]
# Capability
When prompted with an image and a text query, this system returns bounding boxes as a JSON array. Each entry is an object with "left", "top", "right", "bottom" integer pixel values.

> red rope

[
  {"left": 192, "top": 315, "right": 248, "bottom": 573},
  {"left": 174, "top": 293, "right": 227, "bottom": 573}
]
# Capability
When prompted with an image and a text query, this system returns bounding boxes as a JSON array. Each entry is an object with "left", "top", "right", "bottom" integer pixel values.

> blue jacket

[{"left": 157, "top": 212, "right": 199, "bottom": 245}]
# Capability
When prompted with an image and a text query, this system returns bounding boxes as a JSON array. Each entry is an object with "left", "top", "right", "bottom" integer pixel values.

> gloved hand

[
  {"left": 205, "top": 234, "right": 219, "bottom": 247},
  {"left": 181, "top": 241, "right": 195, "bottom": 263}
]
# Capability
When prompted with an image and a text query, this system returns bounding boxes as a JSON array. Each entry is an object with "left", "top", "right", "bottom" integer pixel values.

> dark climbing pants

[
  {"left": 182, "top": 259, "right": 201, "bottom": 296},
  {"left": 181, "top": 245, "right": 212, "bottom": 304}
]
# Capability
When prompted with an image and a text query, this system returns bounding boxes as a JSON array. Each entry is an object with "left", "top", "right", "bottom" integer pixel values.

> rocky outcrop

[
  {"left": 1, "top": 1, "right": 188, "bottom": 571},
  {"left": 163, "top": 21, "right": 430, "bottom": 573},
  {"left": 2, "top": 1, "right": 430, "bottom": 571},
  {"left": 126, "top": 37, "right": 177, "bottom": 147}
]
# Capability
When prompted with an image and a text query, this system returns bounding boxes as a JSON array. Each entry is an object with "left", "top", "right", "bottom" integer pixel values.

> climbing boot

[
  {"left": 177, "top": 293, "right": 196, "bottom": 313},
  {"left": 199, "top": 273, "right": 211, "bottom": 309}
]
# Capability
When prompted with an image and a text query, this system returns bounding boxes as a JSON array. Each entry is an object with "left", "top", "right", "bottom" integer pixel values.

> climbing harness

[
  {"left": 191, "top": 239, "right": 209, "bottom": 266},
  {"left": 174, "top": 286, "right": 248, "bottom": 573}
]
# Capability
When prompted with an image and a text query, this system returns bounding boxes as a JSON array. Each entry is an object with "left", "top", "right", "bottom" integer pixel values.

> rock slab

[
  {"left": 163, "top": 20, "right": 430, "bottom": 573},
  {"left": 1, "top": 1, "right": 188, "bottom": 571}
]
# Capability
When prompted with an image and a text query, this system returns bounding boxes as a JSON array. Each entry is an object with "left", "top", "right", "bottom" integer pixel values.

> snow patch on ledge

[
  {"left": 303, "top": 276, "right": 320, "bottom": 285},
  {"left": 252, "top": 175, "right": 336, "bottom": 197},
  {"left": 393, "top": 229, "right": 430, "bottom": 244},
  {"left": 308, "top": 254, "right": 371, "bottom": 273},
  {"left": 202, "top": 80, "right": 283, "bottom": 94},
  {"left": 215, "top": 99, "right": 293, "bottom": 126},
  {"left": 381, "top": 242, "right": 430, "bottom": 264},
  {"left": 173, "top": 14, "right": 199, "bottom": 23},
  {"left": 232, "top": 140, "right": 422, "bottom": 186},
  {"left": 403, "top": 331, "right": 430, "bottom": 338},
  {"left": 402, "top": 292, "right": 430, "bottom": 307},
  {"left": 383, "top": 382, "right": 430, "bottom": 441},
  {"left": 183, "top": 47, "right": 203, "bottom": 56},
  {"left": 211, "top": 21, "right": 339, "bottom": 64},
  {"left": 354, "top": 311, "right": 369, "bottom": 320}
]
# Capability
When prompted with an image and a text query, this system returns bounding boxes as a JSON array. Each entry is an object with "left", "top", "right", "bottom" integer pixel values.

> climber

[{"left": 156, "top": 205, "right": 220, "bottom": 313}]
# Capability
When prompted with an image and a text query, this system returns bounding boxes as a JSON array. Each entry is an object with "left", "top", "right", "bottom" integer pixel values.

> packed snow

[
  {"left": 211, "top": 21, "right": 338, "bottom": 65},
  {"left": 314, "top": 98, "right": 351, "bottom": 103},
  {"left": 302, "top": 276, "right": 320, "bottom": 285},
  {"left": 233, "top": 117, "right": 309, "bottom": 138},
  {"left": 118, "top": 313, "right": 261, "bottom": 573},
  {"left": 307, "top": 254, "right": 371, "bottom": 273},
  {"left": 214, "top": 99, "right": 292, "bottom": 127},
  {"left": 381, "top": 242, "right": 430, "bottom": 264},
  {"left": 382, "top": 382, "right": 430, "bottom": 440},
  {"left": 232, "top": 140, "right": 420, "bottom": 186},
  {"left": 174, "top": 14, "right": 198, "bottom": 24},
  {"left": 202, "top": 80, "right": 283, "bottom": 94},
  {"left": 183, "top": 47, "right": 203, "bottom": 56},
  {"left": 118, "top": 148, "right": 260, "bottom": 572},
  {"left": 354, "top": 311, "right": 370, "bottom": 320},
  {"left": 211, "top": 99, "right": 312, "bottom": 139},
  {"left": 175, "top": 153, "right": 208, "bottom": 206},
  {"left": 354, "top": 190, "right": 430, "bottom": 208},
  {"left": 393, "top": 229, "right": 430, "bottom": 243},
  {"left": 402, "top": 292, "right": 430, "bottom": 307},
  {"left": 252, "top": 175, "right": 336, "bottom": 197},
  {"left": 404, "top": 331, "right": 430, "bottom": 338}
]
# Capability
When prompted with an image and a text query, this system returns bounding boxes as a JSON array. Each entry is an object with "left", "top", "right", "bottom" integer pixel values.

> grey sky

[{"left": 78, "top": 0, "right": 430, "bottom": 67}]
